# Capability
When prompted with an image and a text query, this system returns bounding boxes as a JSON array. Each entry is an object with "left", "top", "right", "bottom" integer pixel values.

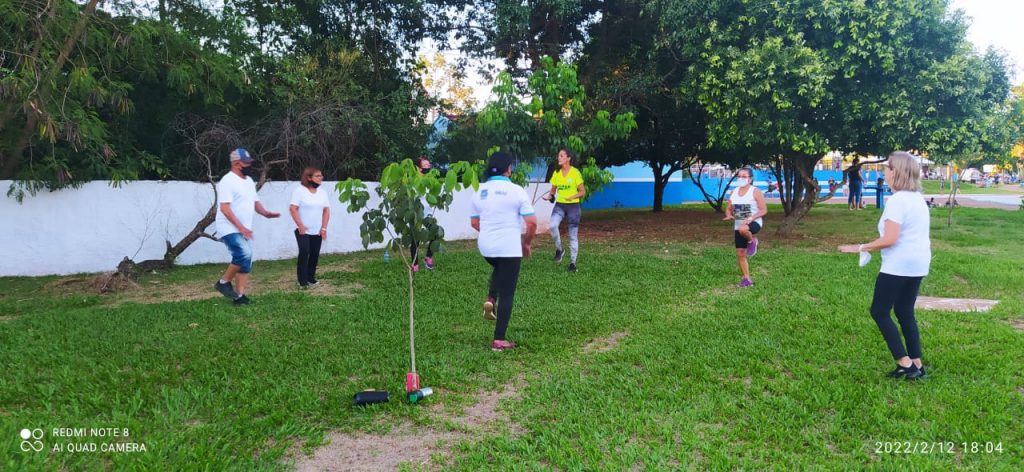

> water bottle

[
  {"left": 383, "top": 249, "right": 391, "bottom": 263},
  {"left": 407, "top": 387, "right": 433, "bottom": 404},
  {"left": 353, "top": 390, "right": 390, "bottom": 406}
]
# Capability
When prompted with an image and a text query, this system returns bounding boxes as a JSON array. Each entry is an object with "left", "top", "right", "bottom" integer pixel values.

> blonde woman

[{"left": 839, "top": 152, "right": 931, "bottom": 380}]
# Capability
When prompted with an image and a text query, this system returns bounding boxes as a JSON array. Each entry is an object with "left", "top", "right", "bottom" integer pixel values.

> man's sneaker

[
  {"left": 483, "top": 298, "right": 496, "bottom": 321},
  {"left": 746, "top": 238, "right": 759, "bottom": 257},
  {"left": 424, "top": 257, "right": 434, "bottom": 270},
  {"left": 554, "top": 248, "right": 564, "bottom": 263},
  {"left": 567, "top": 263, "right": 577, "bottom": 273},
  {"left": 491, "top": 340, "right": 516, "bottom": 351},
  {"left": 736, "top": 277, "right": 753, "bottom": 288},
  {"left": 215, "top": 281, "right": 238, "bottom": 299},
  {"left": 308, "top": 279, "right": 320, "bottom": 285},
  {"left": 233, "top": 295, "right": 252, "bottom": 305}
]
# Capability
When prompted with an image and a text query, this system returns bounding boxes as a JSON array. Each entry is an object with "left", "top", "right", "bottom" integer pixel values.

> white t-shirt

[
  {"left": 470, "top": 177, "right": 535, "bottom": 258},
  {"left": 290, "top": 185, "right": 331, "bottom": 235},
  {"left": 214, "top": 171, "right": 259, "bottom": 237},
  {"left": 878, "top": 191, "right": 931, "bottom": 277}
]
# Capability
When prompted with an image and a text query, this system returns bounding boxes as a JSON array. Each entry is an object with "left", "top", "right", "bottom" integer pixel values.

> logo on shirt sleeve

[{"left": 480, "top": 189, "right": 489, "bottom": 200}]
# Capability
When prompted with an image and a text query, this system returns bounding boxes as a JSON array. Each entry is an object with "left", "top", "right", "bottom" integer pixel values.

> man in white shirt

[
  {"left": 470, "top": 152, "right": 537, "bottom": 351},
  {"left": 213, "top": 148, "right": 280, "bottom": 305}
]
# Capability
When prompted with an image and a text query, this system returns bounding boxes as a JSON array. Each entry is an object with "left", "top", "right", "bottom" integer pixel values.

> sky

[{"left": 951, "top": 0, "right": 1024, "bottom": 84}]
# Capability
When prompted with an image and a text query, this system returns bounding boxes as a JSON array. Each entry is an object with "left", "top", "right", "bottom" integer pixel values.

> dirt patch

[
  {"left": 1006, "top": 320, "right": 1024, "bottom": 332},
  {"left": 583, "top": 331, "right": 629, "bottom": 354},
  {"left": 316, "top": 261, "right": 364, "bottom": 274},
  {"left": 578, "top": 209, "right": 726, "bottom": 244},
  {"left": 0, "top": 316, "right": 17, "bottom": 322},
  {"left": 291, "top": 379, "right": 525, "bottom": 471},
  {"left": 915, "top": 296, "right": 999, "bottom": 313},
  {"left": 1018, "top": 387, "right": 1024, "bottom": 399}
]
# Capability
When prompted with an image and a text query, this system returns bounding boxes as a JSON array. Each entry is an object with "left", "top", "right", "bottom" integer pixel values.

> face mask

[
  {"left": 736, "top": 177, "right": 750, "bottom": 187},
  {"left": 241, "top": 166, "right": 254, "bottom": 178},
  {"left": 307, "top": 181, "right": 320, "bottom": 189},
  {"left": 420, "top": 167, "right": 430, "bottom": 175}
]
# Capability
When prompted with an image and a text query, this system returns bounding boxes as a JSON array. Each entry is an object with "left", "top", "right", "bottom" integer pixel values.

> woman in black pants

[
  {"left": 840, "top": 151, "right": 931, "bottom": 380},
  {"left": 289, "top": 167, "right": 331, "bottom": 287},
  {"left": 470, "top": 152, "right": 537, "bottom": 351}
]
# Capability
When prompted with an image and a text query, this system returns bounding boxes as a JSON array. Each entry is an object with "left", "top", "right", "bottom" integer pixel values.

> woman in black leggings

[
  {"left": 840, "top": 151, "right": 931, "bottom": 380},
  {"left": 469, "top": 152, "right": 537, "bottom": 351}
]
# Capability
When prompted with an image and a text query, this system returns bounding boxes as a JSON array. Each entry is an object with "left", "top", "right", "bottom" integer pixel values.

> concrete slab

[{"left": 916, "top": 296, "right": 999, "bottom": 312}]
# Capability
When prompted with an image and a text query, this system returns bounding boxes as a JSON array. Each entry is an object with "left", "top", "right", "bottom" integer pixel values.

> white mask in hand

[{"left": 858, "top": 251, "right": 872, "bottom": 267}]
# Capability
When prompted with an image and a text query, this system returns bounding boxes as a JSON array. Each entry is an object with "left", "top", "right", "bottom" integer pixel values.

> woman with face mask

[
  {"left": 723, "top": 167, "right": 767, "bottom": 287},
  {"left": 411, "top": 156, "right": 439, "bottom": 271},
  {"left": 289, "top": 166, "right": 331, "bottom": 287}
]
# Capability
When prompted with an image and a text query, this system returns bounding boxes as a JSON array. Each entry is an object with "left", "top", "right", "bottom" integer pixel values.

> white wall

[{"left": 0, "top": 180, "right": 553, "bottom": 276}]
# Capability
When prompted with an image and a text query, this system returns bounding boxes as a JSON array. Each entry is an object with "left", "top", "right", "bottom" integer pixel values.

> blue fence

[{"left": 579, "top": 163, "right": 886, "bottom": 210}]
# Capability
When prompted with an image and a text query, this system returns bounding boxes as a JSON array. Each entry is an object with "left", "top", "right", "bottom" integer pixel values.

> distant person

[
  {"left": 723, "top": 167, "right": 767, "bottom": 288},
  {"left": 213, "top": 149, "right": 281, "bottom": 305},
  {"left": 847, "top": 157, "right": 865, "bottom": 210},
  {"left": 839, "top": 151, "right": 930, "bottom": 380},
  {"left": 828, "top": 176, "right": 837, "bottom": 195},
  {"left": 471, "top": 152, "right": 537, "bottom": 351},
  {"left": 411, "top": 156, "right": 439, "bottom": 271},
  {"left": 545, "top": 148, "right": 585, "bottom": 273},
  {"left": 289, "top": 166, "right": 330, "bottom": 287}
]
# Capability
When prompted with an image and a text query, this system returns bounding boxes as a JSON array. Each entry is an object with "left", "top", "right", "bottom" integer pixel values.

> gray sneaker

[{"left": 215, "top": 281, "right": 238, "bottom": 299}]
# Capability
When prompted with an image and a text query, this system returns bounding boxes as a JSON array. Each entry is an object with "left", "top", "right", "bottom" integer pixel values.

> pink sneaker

[
  {"left": 483, "top": 297, "right": 496, "bottom": 320},
  {"left": 746, "top": 237, "right": 759, "bottom": 257},
  {"left": 424, "top": 257, "right": 434, "bottom": 270},
  {"left": 411, "top": 263, "right": 420, "bottom": 273},
  {"left": 491, "top": 340, "right": 516, "bottom": 351},
  {"left": 737, "top": 278, "right": 754, "bottom": 288}
]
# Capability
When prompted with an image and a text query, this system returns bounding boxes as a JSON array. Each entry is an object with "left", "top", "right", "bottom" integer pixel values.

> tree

[
  {"left": 664, "top": 0, "right": 1013, "bottom": 233},
  {"left": 457, "top": 0, "right": 603, "bottom": 77},
  {"left": 337, "top": 159, "right": 481, "bottom": 392},
  {"left": 579, "top": 0, "right": 710, "bottom": 211},
  {"left": 1, "top": 0, "right": 244, "bottom": 200},
  {"left": 477, "top": 56, "right": 636, "bottom": 201},
  {"left": 417, "top": 52, "right": 478, "bottom": 115}
]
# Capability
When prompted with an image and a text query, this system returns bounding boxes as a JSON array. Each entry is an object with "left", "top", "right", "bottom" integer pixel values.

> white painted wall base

[{"left": 0, "top": 180, "right": 553, "bottom": 276}]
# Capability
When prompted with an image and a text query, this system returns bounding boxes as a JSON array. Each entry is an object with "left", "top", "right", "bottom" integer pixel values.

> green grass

[
  {"left": 921, "top": 180, "right": 1021, "bottom": 195},
  {"left": 2, "top": 205, "right": 1023, "bottom": 470}
]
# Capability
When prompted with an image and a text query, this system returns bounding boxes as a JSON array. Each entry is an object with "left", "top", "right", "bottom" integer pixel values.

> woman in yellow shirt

[{"left": 545, "top": 149, "right": 586, "bottom": 272}]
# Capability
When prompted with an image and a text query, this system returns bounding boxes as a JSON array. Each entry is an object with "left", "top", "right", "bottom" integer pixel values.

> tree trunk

[
  {"left": 651, "top": 164, "right": 665, "bottom": 212},
  {"left": 776, "top": 153, "right": 821, "bottom": 234}
]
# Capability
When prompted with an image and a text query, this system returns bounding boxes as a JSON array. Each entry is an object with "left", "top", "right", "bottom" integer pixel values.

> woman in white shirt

[
  {"left": 289, "top": 167, "right": 331, "bottom": 287},
  {"left": 723, "top": 167, "right": 767, "bottom": 288},
  {"left": 840, "top": 152, "right": 931, "bottom": 380}
]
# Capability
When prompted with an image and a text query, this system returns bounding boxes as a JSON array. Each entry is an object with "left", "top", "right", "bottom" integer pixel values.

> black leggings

[
  {"left": 870, "top": 272, "right": 924, "bottom": 360},
  {"left": 485, "top": 257, "right": 522, "bottom": 341},
  {"left": 295, "top": 230, "right": 323, "bottom": 285},
  {"left": 410, "top": 220, "right": 437, "bottom": 264}
]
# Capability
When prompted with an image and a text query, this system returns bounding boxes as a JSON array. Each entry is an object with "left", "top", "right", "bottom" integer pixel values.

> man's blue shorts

[{"left": 221, "top": 232, "right": 253, "bottom": 273}]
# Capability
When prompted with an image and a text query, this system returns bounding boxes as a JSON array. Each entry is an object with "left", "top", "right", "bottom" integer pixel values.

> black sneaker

[
  {"left": 888, "top": 363, "right": 922, "bottom": 380},
  {"left": 215, "top": 281, "right": 238, "bottom": 299},
  {"left": 233, "top": 295, "right": 252, "bottom": 305},
  {"left": 567, "top": 263, "right": 577, "bottom": 273},
  {"left": 554, "top": 248, "right": 564, "bottom": 263}
]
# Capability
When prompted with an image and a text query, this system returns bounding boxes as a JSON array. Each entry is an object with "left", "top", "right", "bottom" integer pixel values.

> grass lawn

[
  {"left": 921, "top": 180, "right": 1022, "bottom": 195},
  {"left": 2, "top": 205, "right": 1022, "bottom": 470}
]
